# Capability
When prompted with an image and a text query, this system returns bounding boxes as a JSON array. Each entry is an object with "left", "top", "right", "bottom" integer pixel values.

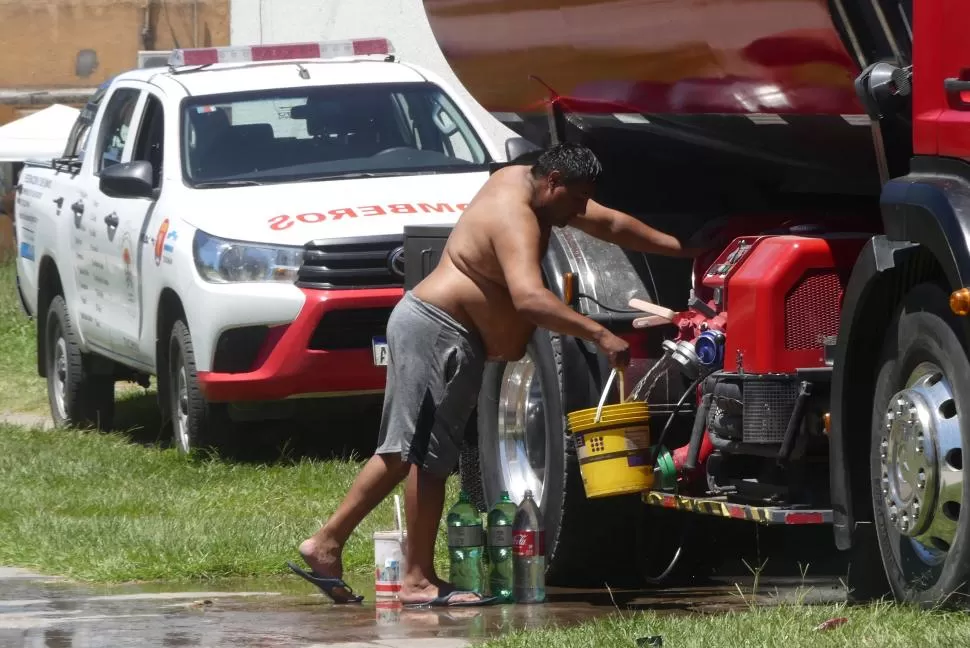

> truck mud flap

[{"left": 643, "top": 492, "right": 832, "bottom": 526}]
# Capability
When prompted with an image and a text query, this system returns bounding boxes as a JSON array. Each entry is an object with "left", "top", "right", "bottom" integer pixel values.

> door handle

[
  {"left": 944, "top": 78, "right": 970, "bottom": 93},
  {"left": 104, "top": 213, "right": 119, "bottom": 228}
]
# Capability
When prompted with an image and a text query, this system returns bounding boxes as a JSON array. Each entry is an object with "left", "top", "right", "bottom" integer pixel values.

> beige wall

[{"left": 0, "top": 0, "right": 230, "bottom": 89}]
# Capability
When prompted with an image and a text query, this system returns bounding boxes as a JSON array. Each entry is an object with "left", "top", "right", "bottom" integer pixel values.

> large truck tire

[
  {"left": 44, "top": 295, "right": 115, "bottom": 430},
  {"left": 167, "top": 319, "right": 231, "bottom": 454},
  {"left": 868, "top": 281, "right": 970, "bottom": 608},
  {"left": 459, "top": 328, "right": 642, "bottom": 587}
]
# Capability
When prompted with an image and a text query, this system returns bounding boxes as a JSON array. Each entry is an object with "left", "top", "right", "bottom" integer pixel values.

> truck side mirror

[
  {"left": 100, "top": 161, "right": 154, "bottom": 200},
  {"left": 504, "top": 136, "right": 541, "bottom": 162}
]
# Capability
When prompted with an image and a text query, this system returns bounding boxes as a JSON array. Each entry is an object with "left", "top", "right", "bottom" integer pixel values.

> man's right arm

[{"left": 492, "top": 209, "right": 630, "bottom": 364}]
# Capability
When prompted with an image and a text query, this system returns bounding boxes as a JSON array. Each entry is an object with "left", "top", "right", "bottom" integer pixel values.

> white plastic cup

[
  {"left": 375, "top": 599, "right": 403, "bottom": 625},
  {"left": 374, "top": 530, "right": 408, "bottom": 598}
]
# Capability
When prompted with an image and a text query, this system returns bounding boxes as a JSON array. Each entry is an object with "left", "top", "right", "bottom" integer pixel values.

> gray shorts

[{"left": 375, "top": 291, "right": 486, "bottom": 477}]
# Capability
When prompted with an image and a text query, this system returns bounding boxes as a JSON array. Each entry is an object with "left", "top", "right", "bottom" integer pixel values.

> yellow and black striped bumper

[{"left": 643, "top": 492, "right": 832, "bottom": 525}]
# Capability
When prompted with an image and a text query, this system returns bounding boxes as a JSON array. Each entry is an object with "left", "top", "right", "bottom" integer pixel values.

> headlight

[{"left": 193, "top": 230, "right": 303, "bottom": 283}]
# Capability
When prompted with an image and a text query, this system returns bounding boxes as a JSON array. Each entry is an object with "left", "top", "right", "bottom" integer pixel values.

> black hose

[
  {"left": 684, "top": 392, "right": 713, "bottom": 471},
  {"left": 641, "top": 516, "right": 694, "bottom": 585},
  {"left": 648, "top": 371, "right": 707, "bottom": 466},
  {"left": 641, "top": 369, "right": 708, "bottom": 586},
  {"left": 575, "top": 292, "right": 641, "bottom": 314}
]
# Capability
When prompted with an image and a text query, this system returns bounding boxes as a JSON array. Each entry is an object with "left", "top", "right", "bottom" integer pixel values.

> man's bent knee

[{"left": 375, "top": 451, "right": 410, "bottom": 475}]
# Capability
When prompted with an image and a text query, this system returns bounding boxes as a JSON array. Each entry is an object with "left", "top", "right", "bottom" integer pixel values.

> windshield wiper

[
  {"left": 193, "top": 179, "right": 264, "bottom": 188},
  {"left": 291, "top": 171, "right": 416, "bottom": 183}
]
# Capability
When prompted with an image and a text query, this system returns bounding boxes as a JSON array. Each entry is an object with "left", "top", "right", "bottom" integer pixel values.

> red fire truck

[{"left": 405, "top": 0, "right": 970, "bottom": 607}]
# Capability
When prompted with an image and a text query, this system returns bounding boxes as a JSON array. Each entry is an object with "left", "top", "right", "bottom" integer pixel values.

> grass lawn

[
  {"left": 0, "top": 259, "right": 459, "bottom": 585},
  {"left": 481, "top": 601, "right": 970, "bottom": 648},
  {"left": 0, "top": 260, "right": 150, "bottom": 417},
  {"left": 0, "top": 422, "right": 458, "bottom": 584},
  {"left": 2, "top": 263, "right": 968, "bottom": 645},
  {"left": 0, "top": 260, "right": 46, "bottom": 414}
]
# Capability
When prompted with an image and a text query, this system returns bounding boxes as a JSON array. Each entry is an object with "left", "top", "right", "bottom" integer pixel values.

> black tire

[
  {"left": 459, "top": 328, "right": 641, "bottom": 587},
  {"left": 44, "top": 295, "right": 115, "bottom": 430},
  {"left": 168, "top": 319, "right": 231, "bottom": 454},
  {"left": 868, "top": 281, "right": 970, "bottom": 607}
]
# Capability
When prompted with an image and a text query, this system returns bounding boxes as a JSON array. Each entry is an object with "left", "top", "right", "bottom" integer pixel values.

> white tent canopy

[{"left": 0, "top": 104, "right": 80, "bottom": 163}]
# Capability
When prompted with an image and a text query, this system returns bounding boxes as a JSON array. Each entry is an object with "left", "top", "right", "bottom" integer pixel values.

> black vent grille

[
  {"left": 297, "top": 234, "right": 404, "bottom": 290},
  {"left": 308, "top": 308, "right": 394, "bottom": 351},
  {"left": 212, "top": 325, "right": 269, "bottom": 373}
]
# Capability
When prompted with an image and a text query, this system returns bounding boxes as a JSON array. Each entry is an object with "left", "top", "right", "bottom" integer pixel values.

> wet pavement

[{"left": 0, "top": 567, "right": 848, "bottom": 648}]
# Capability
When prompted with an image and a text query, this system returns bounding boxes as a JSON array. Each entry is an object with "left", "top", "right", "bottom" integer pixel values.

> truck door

[
  {"left": 918, "top": 0, "right": 970, "bottom": 159},
  {"left": 100, "top": 88, "right": 165, "bottom": 366},
  {"left": 73, "top": 84, "right": 143, "bottom": 352}
]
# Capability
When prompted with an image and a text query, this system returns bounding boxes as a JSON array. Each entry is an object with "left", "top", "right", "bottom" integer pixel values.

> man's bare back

[{"left": 411, "top": 165, "right": 552, "bottom": 361}]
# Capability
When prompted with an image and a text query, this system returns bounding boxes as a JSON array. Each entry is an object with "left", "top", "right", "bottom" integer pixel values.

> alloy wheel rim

[
  {"left": 880, "top": 361, "right": 963, "bottom": 566},
  {"left": 497, "top": 353, "right": 547, "bottom": 504}
]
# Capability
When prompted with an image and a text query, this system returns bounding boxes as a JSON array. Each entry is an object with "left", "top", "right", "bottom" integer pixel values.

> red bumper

[{"left": 197, "top": 287, "right": 402, "bottom": 403}]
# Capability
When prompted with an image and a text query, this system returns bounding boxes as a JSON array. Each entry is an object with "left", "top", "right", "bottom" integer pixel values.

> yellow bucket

[{"left": 566, "top": 368, "right": 654, "bottom": 499}]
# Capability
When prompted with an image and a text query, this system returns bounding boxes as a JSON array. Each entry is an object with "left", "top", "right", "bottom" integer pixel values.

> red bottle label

[{"left": 512, "top": 530, "right": 545, "bottom": 557}]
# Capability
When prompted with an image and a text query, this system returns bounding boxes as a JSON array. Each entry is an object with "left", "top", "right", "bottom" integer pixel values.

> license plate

[{"left": 372, "top": 336, "right": 389, "bottom": 366}]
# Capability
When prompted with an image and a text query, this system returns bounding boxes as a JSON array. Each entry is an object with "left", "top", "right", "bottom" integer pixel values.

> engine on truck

[{"left": 635, "top": 233, "right": 868, "bottom": 508}]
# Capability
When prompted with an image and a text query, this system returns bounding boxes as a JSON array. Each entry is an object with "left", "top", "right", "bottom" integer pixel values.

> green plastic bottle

[
  {"left": 487, "top": 490, "right": 517, "bottom": 602},
  {"left": 447, "top": 490, "right": 485, "bottom": 593}
]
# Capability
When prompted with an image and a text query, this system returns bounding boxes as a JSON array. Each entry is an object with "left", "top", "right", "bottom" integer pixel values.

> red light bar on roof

[{"left": 168, "top": 38, "right": 394, "bottom": 67}]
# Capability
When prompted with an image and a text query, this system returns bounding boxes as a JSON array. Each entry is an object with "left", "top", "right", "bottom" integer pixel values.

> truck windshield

[{"left": 180, "top": 81, "right": 490, "bottom": 186}]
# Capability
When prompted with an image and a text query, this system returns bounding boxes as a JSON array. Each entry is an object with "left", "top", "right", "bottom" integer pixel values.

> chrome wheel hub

[
  {"left": 497, "top": 353, "right": 547, "bottom": 504},
  {"left": 880, "top": 362, "right": 963, "bottom": 564},
  {"left": 174, "top": 363, "right": 190, "bottom": 452},
  {"left": 52, "top": 336, "right": 68, "bottom": 420}
]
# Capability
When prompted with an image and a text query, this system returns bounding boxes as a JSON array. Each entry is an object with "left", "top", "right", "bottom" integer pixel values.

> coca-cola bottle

[{"left": 512, "top": 489, "right": 546, "bottom": 604}]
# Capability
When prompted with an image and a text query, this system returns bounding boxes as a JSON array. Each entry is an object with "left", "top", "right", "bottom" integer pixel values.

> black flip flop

[
  {"left": 286, "top": 560, "right": 364, "bottom": 604},
  {"left": 403, "top": 590, "right": 498, "bottom": 608}
]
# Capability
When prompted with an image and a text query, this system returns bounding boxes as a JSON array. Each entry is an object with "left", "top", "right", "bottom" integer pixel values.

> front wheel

[
  {"left": 870, "top": 282, "right": 970, "bottom": 607},
  {"left": 168, "top": 320, "right": 230, "bottom": 453}
]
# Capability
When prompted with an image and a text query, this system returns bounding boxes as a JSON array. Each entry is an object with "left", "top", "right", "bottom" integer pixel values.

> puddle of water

[{"left": 0, "top": 566, "right": 847, "bottom": 648}]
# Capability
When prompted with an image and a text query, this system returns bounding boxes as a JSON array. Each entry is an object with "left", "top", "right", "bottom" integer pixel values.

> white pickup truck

[{"left": 14, "top": 38, "right": 535, "bottom": 452}]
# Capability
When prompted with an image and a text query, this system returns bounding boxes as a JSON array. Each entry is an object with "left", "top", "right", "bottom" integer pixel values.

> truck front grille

[
  {"left": 742, "top": 377, "right": 799, "bottom": 444},
  {"left": 297, "top": 234, "right": 404, "bottom": 290}
]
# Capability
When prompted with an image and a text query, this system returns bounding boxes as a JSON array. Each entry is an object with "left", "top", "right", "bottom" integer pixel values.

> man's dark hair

[{"left": 530, "top": 142, "right": 603, "bottom": 186}]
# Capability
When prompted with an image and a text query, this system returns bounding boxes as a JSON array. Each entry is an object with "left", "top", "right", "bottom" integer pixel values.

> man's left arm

[{"left": 572, "top": 199, "right": 700, "bottom": 258}]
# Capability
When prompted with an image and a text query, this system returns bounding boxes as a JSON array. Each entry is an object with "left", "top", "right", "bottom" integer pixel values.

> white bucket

[{"left": 374, "top": 530, "right": 408, "bottom": 598}]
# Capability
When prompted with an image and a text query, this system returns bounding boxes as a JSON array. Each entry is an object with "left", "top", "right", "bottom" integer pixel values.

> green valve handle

[{"left": 654, "top": 446, "right": 677, "bottom": 491}]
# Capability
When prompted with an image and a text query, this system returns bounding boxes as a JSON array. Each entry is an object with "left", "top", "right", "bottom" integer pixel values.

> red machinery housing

[
  {"left": 694, "top": 235, "right": 867, "bottom": 372},
  {"left": 662, "top": 234, "right": 868, "bottom": 500}
]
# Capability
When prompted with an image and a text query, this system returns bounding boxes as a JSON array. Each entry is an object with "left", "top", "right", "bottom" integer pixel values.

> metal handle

[
  {"left": 594, "top": 368, "right": 626, "bottom": 424},
  {"left": 586, "top": 311, "right": 645, "bottom": 333},
  {"left": 944, "top": 78, "right": 970, "bottom": 93},
  {"left": 104, "top": 213, "right": 119, "bottom": 228},
  {"left": 71, "top": 200, "right": 84, "bottom": 215}
]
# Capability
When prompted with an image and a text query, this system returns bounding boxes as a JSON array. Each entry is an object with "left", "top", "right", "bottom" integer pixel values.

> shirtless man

[{"left": 288, "top": 143, "right": 696, "bottom": 607}]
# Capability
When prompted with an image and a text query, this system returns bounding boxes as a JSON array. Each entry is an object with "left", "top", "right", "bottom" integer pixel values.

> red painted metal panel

[{"left": 423, "top": 0, "right": 864, "bottom": 116}]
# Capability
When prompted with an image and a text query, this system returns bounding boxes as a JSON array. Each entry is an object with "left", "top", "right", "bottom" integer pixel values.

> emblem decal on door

[
  {"left": 121, "top": 232, "right": 135, "bottom": 304},
  {"left": 154, "top": 219, "right": 169, "bottom": 266}
]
